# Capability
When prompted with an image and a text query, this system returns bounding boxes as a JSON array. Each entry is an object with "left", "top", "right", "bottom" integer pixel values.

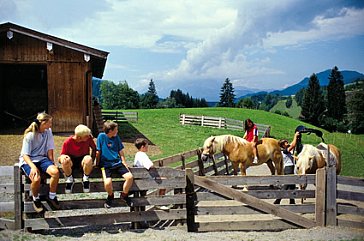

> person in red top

[
  {"left": 58, "top": 124, "right": 96, "bottom": 193},
  {"left": 243, "top": 118, "right": 259, "bottom": 164}
]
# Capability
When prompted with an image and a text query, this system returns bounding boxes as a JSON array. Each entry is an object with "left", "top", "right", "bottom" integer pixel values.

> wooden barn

[{"left": 0, "top": 22, "right": 108, "bottom": 132}]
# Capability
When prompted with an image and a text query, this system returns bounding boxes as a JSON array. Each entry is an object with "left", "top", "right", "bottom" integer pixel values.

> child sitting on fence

[
  {"left": 274, "top": 131, "right": 300, "bottom": 205},
  {"left": 134, "top": 138, "right": 170, "bottom": 210},
  {"left": 58, "top": 124, "right": 96, "bottom": 193},
  {"left": 96, "top": 121, "right": 133, "bottom": 208},
  {"left": 19, "top": 112, "right": 60, "bottom": 212}
]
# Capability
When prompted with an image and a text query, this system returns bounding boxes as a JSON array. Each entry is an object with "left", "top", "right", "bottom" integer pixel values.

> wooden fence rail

[
  {"left": 180, "top": 114, "right": 271, "bottom": 138},
  {"left": 2, "top": 148, "right": 364, "bottom": 231},
  {"left": 102, "top": 110, "right": 138, "bottom": 122}
]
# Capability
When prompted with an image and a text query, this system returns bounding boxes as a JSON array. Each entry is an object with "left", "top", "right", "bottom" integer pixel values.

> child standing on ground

[
  {"left": 19, "top": 112, "right": 60, "bottom": 212},
  {"left": 274, "top": 131, "right": 300, "bottom": 205},
  {"left": 96, "top": 121, "right": 133, "bottom": 208},
  {"left": 134, "top": 138, "right": 169, "bottom": 210}
]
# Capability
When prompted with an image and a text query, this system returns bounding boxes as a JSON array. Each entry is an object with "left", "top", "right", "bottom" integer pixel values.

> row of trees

[
  {"left": 217, "top": 67, "right": 363, "bottom": 133},
  {"left": 300, "top": 66, "right": 363, "bottom": 133},
  {"left": 98, "top": 79, "right": 208, "bottom": 109}
]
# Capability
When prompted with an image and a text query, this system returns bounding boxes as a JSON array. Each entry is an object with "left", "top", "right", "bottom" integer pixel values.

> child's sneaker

[
  {"left": 32, "top": 199, "right": 44, "bottom": 213},
  {"left": 47, "top": 196, "right": 60, "bottom": 210},
  {"left": 120, "top": 194, "right": 132, "bottom": 207},
  {"left": 104, "top": 194, "right": 114, "bottom": 208},
  {"left": 82, "top": 181, "right": 90, "bottom": 193},
  {"left": 65, "top": 176, "right": 74, "bottom": 194},
  {"left": 82, "top": 175, "right": 90, "bottom": 193}
]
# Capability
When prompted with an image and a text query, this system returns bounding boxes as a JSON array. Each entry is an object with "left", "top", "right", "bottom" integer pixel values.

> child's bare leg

[{"left": 122, "top": 172, "right": 133, "bottom": 194}]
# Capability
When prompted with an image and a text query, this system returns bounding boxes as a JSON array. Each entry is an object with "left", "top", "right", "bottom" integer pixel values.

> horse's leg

[
  {"left": 232, "top": 162, "right": 239, "bottom": 176},
  {"left": 274, "top": 151, "right": 284, "bottom": 175},
  {"left": 266, "top": 160, "right": 275, "bottom": 175},
  {"left": 239, "top": 162, "right": 249, "bottom": 191},
  {"left": 231, "top": 162, "right": 239, "bottom": 189}
]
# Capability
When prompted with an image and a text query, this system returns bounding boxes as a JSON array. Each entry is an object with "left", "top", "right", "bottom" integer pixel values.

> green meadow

[{"left": 116, "top": 107, "right": 364, "bottom": 178}]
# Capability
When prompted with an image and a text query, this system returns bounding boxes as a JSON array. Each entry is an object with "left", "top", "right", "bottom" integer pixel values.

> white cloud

[
  {"left": 263, "top": 7, "right": 364, "bottom": 48},
  {"left": 153, "top": 2, "right": 364, "bottom": 92}
]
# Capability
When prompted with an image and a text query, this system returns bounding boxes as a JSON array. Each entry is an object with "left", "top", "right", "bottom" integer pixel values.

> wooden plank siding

[{"left": 0, "top": 22, "right": 108, "bottom": 132}]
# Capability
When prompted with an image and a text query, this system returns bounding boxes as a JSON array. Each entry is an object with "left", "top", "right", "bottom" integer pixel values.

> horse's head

[
  {"left": 201, "top": 136, "right": 216, "bottom": 162},
  {"left": 295, "top": 144, "right": 323, "bottom": 190}
]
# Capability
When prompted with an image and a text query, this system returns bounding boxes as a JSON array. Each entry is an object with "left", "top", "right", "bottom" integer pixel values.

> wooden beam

[
  {"left": 315, "top": 168, "right": 326, "bottom": 226},
  {"left": 193, "top": 175, "right": 316, "bottom": 228}
]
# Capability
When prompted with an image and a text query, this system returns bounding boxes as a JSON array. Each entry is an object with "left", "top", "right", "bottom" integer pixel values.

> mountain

[{"left": 270, "top": 69, "right": 364, "bottom": 96}]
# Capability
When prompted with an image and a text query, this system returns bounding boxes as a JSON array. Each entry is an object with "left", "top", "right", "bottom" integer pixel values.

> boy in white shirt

[{"left": 134, "top": 138, "right": 169, "bottom": 210}]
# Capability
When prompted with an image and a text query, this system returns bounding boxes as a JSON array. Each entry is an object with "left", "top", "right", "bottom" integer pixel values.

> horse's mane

[
  {"left": 298, "top": 144, "right": 321, "bottom": 157},
  {"left": 218, "top": 134, "right": 248, "bottom": 147}
]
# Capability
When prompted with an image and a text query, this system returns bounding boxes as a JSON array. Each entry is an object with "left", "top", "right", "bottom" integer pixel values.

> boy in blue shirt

[{"left": 96, "top": 121, "right": 133, "bottom": 208}]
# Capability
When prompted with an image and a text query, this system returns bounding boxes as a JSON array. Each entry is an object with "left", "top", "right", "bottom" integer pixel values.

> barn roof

[{"left": 0, "top": 22, "right": 109, "bottom": 78}]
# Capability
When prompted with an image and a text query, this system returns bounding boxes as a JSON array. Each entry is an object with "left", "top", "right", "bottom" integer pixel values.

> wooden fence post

[
  {"left": 201, "top": 116, "right": 204, "bottom": 126},
  {"left": 197, "top": 149, "right": 205, "bottom": 176},
  {"left": 186, "top": 168, "right": 198, "bottom": 232},
  {"left": 13, "top": 164, "right": 23, "bottom": 230},
  {"left": 326, "top": 145, "right": 337, "bottom": 226},
  {"left": 315, "top": 168, "right": 326, "bottom": 226},
  {"left": 181, "top": 114, "right": 185, "bottom": 125},
  {"left": 181, "top": 154, "right": 186, "bottom": 170}
]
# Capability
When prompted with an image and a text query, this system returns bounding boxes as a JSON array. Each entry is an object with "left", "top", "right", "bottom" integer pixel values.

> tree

[
  {"left": 294, "top": 88, "right": 305, "bottom": 106},
  {"left": 169, "top": 89, "right": 208, "bottom": 108},
  {"left": 236, "top": 98, "right": 254, "bottom": 109},
  {"left": 285, "top": 96, "right": 293, "bottom": 108},
  {"left": 100, "top": 80, "right": 139, "bottom": 109},
  {"left": 347, "top": 89, "right": 364, "bottom": 133},
  {"left": 218, "top": 78, "right": 235, "bottom": 107},
  {"left": 327, "top": 66, "right": 346, "bottom": 121},
  {"left": 300, "top": 73, "right": 325, "bottom": 125},
  {"left": 140, "top": 79, "right": 159, "bottom": 108}
]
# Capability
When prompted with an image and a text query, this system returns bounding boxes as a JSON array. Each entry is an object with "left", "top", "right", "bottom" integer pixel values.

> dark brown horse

[{"left": 201, "top": 135, "right": 283, "bottom": 176}]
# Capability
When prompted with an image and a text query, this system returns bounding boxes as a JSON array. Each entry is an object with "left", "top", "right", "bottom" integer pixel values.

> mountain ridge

[{"left": 236, "top": 69, "right": 364, "bottom": 99}]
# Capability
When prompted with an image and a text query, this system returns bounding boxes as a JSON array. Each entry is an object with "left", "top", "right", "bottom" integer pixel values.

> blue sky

[{"left": 1, "top": 0, "right": 364, "bottom": 101}]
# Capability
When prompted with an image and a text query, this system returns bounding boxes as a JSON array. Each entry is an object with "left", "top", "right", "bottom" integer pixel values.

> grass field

[
  {"left": 115, "top": 107, "right": 364, "bottom": 177},
  {"left": 270, "top": 98, "right": 301, "bottom": 119}
]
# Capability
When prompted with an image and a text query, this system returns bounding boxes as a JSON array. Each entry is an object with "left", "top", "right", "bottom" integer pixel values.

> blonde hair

[
  {"left": 24, "top": 112, "right": 52, "bottom": 136},
  {"left": 74, "top": 124, "right": 92, "bottom": 137}
]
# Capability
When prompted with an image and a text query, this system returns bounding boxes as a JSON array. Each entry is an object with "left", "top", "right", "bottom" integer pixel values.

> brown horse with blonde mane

[{"left": 201, "top": 134, "right": 283, "bottom": 176}]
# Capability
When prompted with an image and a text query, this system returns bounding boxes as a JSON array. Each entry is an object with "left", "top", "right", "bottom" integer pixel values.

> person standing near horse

[
  {"left": 243, "top": 118, "right": 259, "bottom": 164},
  {"left": 19, "top": 112, "right": 60, "bottom": 212},
  {"left": 274, "top": 131, "right": 300, "bottom": 205},
  {"left": 58, "top": 124, "right": 96, "bottom": 193},
  {"left": 96, "top": 121, "right": 133, "bottom": 208}
]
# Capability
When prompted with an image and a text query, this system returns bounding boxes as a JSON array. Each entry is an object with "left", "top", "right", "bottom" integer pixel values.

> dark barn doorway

[{"left": 0, "top": 64, "right": 48, "bottom": 130}]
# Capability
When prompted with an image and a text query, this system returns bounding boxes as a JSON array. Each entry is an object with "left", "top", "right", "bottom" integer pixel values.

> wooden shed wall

[{"left": 0, "top": 31, "right": 93, "bottom": 132}]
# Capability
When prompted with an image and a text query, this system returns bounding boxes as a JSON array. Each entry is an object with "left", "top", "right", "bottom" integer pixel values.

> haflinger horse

[
  {"left": 201, "top": 135, "right": 283, "bottom": 176},
  {"left": 295, "top": 143, "right": 341, "bottom": 202}
]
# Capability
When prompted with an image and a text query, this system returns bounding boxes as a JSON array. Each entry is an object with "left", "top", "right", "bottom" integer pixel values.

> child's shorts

[
  {"left": 21, "top": 158, "right": 55, "bottom": 177},
  {"left": 101, "top": 164, "right": 130, "bottom": 178}
]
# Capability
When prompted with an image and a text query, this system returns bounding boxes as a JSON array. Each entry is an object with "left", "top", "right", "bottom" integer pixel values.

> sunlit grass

[{"left": 114, "top": 107, "right": 363, "bottom": 177}]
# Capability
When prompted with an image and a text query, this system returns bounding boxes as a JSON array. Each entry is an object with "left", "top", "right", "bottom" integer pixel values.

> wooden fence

[
  {"left": 102, "top": 110, "right": 138, "bottom": 122},
  {"left": 2, "top": 149, "right": 363, "bottom": 231},
  {"left": 180, "top": 114, "right": 271, "bottom": 138},
  {"left": 13, "top": 165, "right": 186, "bottom": 231}
]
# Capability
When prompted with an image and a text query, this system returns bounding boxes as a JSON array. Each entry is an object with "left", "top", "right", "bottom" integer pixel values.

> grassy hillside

[
  {"left": 270, "top": 98, "right": 301, "bottom": 119},
  {"left": 116, "top": 107, "right": 363, "bottom": 177}
]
